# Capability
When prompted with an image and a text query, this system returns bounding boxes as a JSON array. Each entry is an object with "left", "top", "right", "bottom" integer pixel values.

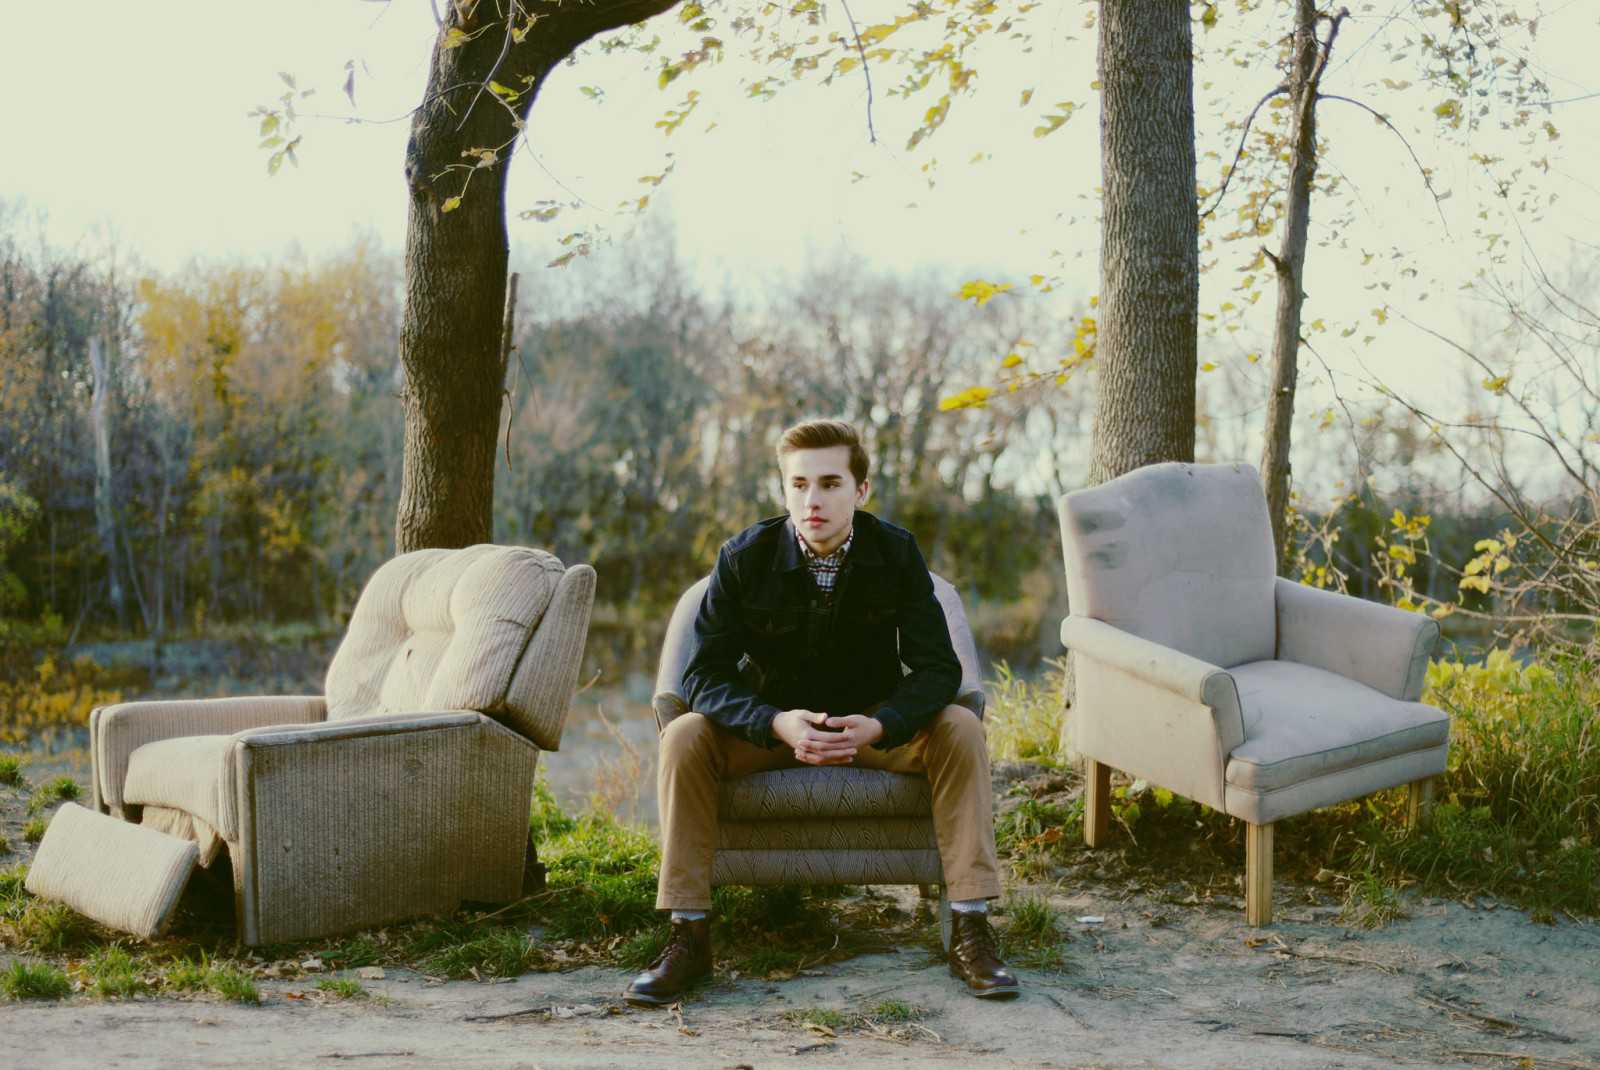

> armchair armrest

[
  {"left": 1060, "top": 615, "right": 1244, "bottom": 811},
  {"left": 1061, "top": 616, "right": 1239, "bottom": 710},
  {"left": 92, "top": 695, "right": 327, "bottom": 817},
  {"left": 1274, "top": 578, "right": 1440, "bottom": 701}
]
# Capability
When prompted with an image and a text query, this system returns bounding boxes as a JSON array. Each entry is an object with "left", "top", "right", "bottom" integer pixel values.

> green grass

[
  {"left": 0, "top": 752, "right": 25, "bottom": 787},
  {"left": 315, "top": 976, "right": 367, "bottom": 1000},
  {"left": 87, "top": 944, "right": 150, "bottom": 998},
  {"left": 866, "top": 998, "right": 926, "bottom": 1023},
  {"left": 539, "top": 815, "right": 661, "bottom": 942},
  {"left": 413, "top": 925, "right": 538, "bottom": 979},
  {"left": 1, "top": 958, "right": 71, "bottom": 1000},
  {"left": 999, "top": 895, "right": 1071, "bottom": 972},
  {"left": 22, "top": 816, "right": 47, "bottom": 843},
  {"left": 786, "top": 1006, "right": 847, "bottom": 1029},
  {"left": 160, "top": 955, "right": 262, "bottom": 1003},
  {"left": 0, "top": 834, "right": 10, "bottom": 855},
  {"left": 616, "top": 925, "right": 670, "bottom": 971},
  {"left": 12, "top": 898, "right": 93, "bottom": 950}
]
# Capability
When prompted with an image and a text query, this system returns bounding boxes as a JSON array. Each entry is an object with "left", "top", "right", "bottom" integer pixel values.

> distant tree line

[{"left": 0, "top": 217, "right": 1076, "bottom": 659}]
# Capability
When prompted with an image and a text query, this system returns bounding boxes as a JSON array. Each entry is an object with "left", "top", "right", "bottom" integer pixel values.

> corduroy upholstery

[
  {"left": 59, "top": 545, "right": 596, "bottom": 945},
  {"left": 653, "top": 572, "right": 981, "bottom": 893},
  {"left": 1058, "top": 462, "right": 1447, "bottom": 924}
]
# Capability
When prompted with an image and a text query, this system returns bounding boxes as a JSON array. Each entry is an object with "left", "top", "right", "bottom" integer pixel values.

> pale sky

[{"left": 4, "top": 0, "right": 1598, "bottom": 500}]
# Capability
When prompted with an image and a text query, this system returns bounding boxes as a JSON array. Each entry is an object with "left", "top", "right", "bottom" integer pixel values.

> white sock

[
  {"left": 671, "top": 909, "right": 707, "bottom": 922},
  {"left": 951, "top": 899, "right": 987, "bottom": 915}
]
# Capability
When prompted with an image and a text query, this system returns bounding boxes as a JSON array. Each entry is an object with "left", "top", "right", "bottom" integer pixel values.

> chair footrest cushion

[{"left": 25, "top": 803, "right": 198, "bottom": 940}]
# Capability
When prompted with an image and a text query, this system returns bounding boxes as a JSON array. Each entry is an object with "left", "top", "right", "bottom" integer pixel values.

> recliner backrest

[
  {"left": 325, "top": 545, "right": 576, "bottom": 746},
  {"left": 1058, "top": 462, "right": 1277, "bottom": 670}
]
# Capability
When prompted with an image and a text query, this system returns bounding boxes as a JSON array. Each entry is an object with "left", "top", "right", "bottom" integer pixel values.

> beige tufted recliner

[
  {"left": 29, "top": 545, "right": 595, "bottom": 945},
  {"left": 1057, "top": 462, "right": 1448, "bottom": 925},
  {"left": 652, "top": 572, "right": 984, "bottom": 945}
]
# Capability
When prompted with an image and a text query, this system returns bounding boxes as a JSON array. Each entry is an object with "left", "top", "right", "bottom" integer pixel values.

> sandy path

[{"left": 6, "top": 886, "right": 1598, "bottom": 1070}]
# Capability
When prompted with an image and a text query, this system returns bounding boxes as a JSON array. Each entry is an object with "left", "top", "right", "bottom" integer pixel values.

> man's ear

[{"left": 855, "top": 478, "right": 871, "bottom": 508}]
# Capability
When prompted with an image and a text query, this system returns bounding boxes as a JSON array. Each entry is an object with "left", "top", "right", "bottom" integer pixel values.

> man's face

[{"left": 781, "top": 445, "right": 869, "bottom": 556}]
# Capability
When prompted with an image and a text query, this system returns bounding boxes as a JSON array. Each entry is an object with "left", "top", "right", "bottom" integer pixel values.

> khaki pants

[{"left": 655, "top": 705, "right": 1003, "bottom": 910}]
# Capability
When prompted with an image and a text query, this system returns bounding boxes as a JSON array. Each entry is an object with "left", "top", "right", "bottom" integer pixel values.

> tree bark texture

[
  {"left": 1088, "top": 0, "right": 1199, "bottom": 488},
  {"left": 1261, "top": 3, "right": 1343, "bottom": 573},
  {"left": 1064, "top": 1, "right": 1201, "bottom": 761},
  {"left": 396, "top": 0, "right": 679, "bottom": 553}
]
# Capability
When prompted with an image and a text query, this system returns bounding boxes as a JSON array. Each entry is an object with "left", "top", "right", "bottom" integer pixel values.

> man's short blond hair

[{"left": 776, "top": 419, "right": 870, "bottom": 486}]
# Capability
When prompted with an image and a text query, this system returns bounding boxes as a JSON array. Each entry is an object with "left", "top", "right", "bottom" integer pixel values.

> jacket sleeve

[
  {"left": 871, "top": 536, "right": 962, "bottom": 750},
  {"left": 682, "top": 545, "right": 785, "bottom": 748}
]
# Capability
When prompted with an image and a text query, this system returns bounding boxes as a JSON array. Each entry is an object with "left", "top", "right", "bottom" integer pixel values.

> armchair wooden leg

[
  {"left": 1245, "top": 821, "right": 1273, "bottom": 927},
  {"left": 1407, "top": 777, "right": 1436, "bottom": 833},
  {"left": 1084, "top": 759, "right": 1111, "bottom": 848}
]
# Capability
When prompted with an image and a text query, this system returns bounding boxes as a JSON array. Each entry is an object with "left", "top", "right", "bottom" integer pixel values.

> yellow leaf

[
  {"left": 441, "top": 196, "right": 461, "bottom": 213},
  {"left": 951, "top": 280, "right": 1013, "bottom": 308},
  {"left": 1001, "top": 354, "right": 1022, "bottom": 368},
  {"left": 1200, "top": 362, "right": 1218, "bottom": 371}
]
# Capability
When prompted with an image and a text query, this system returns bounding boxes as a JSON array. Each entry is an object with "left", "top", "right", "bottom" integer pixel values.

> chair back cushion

[
  {"left": 1058, "top": 462, "right": 1277, "bottom": 669},
  {"left": 325, "top": 545, "right": 567, "bottom": 735}
]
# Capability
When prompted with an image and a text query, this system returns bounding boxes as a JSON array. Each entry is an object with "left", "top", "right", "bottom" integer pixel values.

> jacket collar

[{"left": 777, "top": 511, "right": 884, "bottom": 572}]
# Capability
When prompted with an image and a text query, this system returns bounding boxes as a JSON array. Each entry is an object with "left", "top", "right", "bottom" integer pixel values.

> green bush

[
  {"left": 0, "top": 751, "right": 25, "bottom": 788},
  {"left": 1351, "top": 652, "right": 1600, "bottom": 919}
]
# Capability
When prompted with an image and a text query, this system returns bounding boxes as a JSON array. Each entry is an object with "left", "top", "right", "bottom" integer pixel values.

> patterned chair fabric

[
  {"left": 1058, "top": 462, "right": 1447, "bottom": 925},
  {"left": 71, "top": 545, "right": 595, "bottom": 945},
  {"left": 653, "top": 572, "right": 983, "bottom": 891}
]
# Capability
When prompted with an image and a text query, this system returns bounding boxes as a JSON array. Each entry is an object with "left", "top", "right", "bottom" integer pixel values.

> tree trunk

[
  {"left": 1088, "top": 0, "right": 1199, "bottom": 487},
  {"left": 395, "top": 0, "right": 679, "bottom": 553},
  {"left": 87, "top": 337, "right": 125, "bottom": 623},
  {"left": 1261, "top": 3, "right": 1344, "bottom": 573},
  {"left": 1063, "top": 0, "right": 1201, "bottom": 761}
]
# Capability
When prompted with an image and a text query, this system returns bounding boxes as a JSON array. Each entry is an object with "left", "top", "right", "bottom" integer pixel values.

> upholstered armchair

[
  {"left": 652, "top": 573, "right": 985, "bottom": 945},
  {"left": 29, "top": 545, "right": 595, "bottom": 945},
  {"left": 1057, "top": 463, "right": 1447, "bottom": 925}
]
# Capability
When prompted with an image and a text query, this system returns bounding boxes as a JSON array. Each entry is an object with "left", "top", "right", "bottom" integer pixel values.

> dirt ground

[{"left": 5, "top": 752, "right": 1600, "bottom": 1069}]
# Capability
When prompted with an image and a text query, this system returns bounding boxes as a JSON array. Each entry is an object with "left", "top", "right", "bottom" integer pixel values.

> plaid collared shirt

[{"left": 797, "top": 528, "right": 852, "bottom": 601}]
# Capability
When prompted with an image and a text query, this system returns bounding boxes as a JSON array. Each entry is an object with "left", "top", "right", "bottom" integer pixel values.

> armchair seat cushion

[
  {"left": 718, "top": 767, "right": 932, "bottom": 822},
  {"left": 124, "top": 735, "right": 232, "bottom": 833},
  {"left": 1224, "top": 661, "right": 1449, "bottom": 793}
]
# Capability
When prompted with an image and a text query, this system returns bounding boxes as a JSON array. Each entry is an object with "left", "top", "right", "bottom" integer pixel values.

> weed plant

[
  {"left": 999, "top": 895, "right": 1072, "bottom": 972},
  {"left": 22, "top": 816, "right": 46, "bottom": 843},
  {"left": 1, "top": 958, "right": 71, "bottom": 1000},
  {"left": 0, "top": 752, "right": 25, "bottom": 787},
  {"left": 315, "top": 976, "right": 366, "bottom": 1000},
  {"left": 12, "top": 898, "right": 93, "bottom": 950},
  {"left": 162, "top": 955, "right": 260, "bottom": 1002},
  {"left": 87, "top": 944, "right": 150, "bottom": 998},
  {"left": 0, "top": 835, "right": 10, "bottom": 855},
  {"left": 985, "top": 660, "right": 1068, "bottom": 766}
]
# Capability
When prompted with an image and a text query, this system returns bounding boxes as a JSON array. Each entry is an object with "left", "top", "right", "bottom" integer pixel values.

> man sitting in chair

[{"left": 624, "top": 418, "right": 1017, "bottom": 1006}]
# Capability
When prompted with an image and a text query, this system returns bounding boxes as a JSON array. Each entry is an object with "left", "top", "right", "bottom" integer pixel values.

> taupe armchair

[
  {"left": 652, "top": 572, "right": 984, "bottom": 945},
  {"left": 28, "top": 545, "right": 595, "bottom": 945},
  {"left": 1057, "top": 463, "right": 1447, "bottom": 925}
]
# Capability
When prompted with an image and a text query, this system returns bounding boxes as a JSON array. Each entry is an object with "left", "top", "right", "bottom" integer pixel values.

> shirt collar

[{"left": 797, "top": 526, "right": 852, "bottom": 566}]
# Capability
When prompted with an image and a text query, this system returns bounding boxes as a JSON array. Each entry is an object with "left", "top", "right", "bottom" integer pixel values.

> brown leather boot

[
  {"left": 623, "top": 917, "right": 712, "bottom": 1007},
  {"left": 948, "top": 911, "right": 1020, "bottom": 999}
]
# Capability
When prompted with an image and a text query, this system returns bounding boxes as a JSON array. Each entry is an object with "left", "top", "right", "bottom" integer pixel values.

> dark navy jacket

[{"left": 682, "top": 510, "right": 961, "bottom": 751}]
